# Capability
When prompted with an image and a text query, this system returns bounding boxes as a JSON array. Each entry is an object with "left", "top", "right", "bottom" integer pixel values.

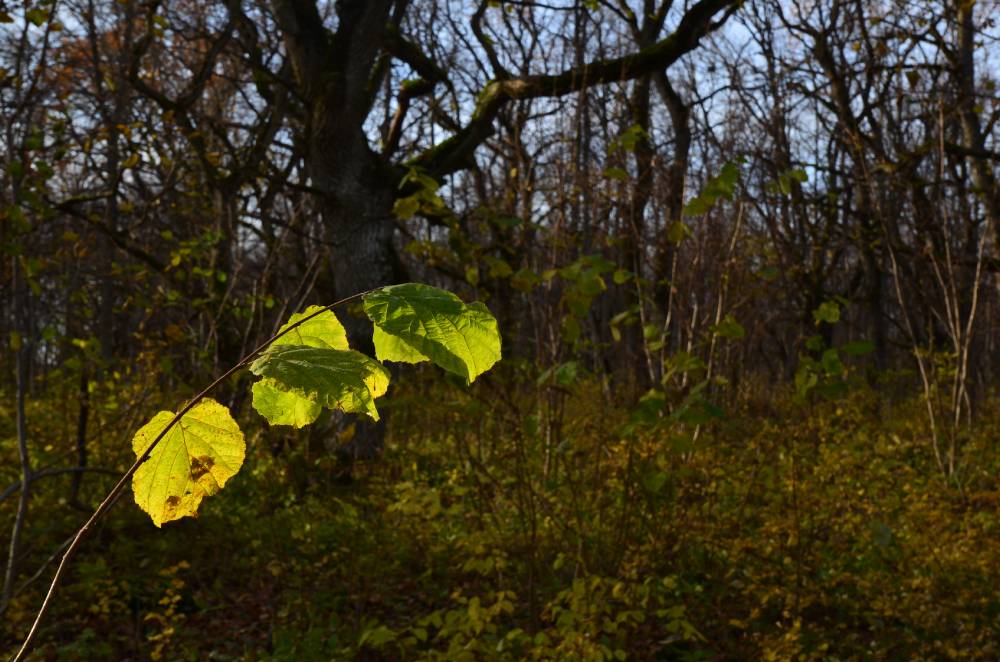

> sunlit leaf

[
  {"left": 363, "top": 283, "right": 501, "bottom": 383},
  {"left": 250, "top": 379, "right": 322, "bottom": 428},
  {"left": 250, "top": 346, "right": 390, "bottom": 421},
  {"left": 813, "top": 301, "right": 841, "bottom": 324},
  {"left": 712, "top": 315, "right": 745, "bottom": 340},
  {"left": 249, "top": 306, "right": 352, "bottom": 426},
  {"left": 372, "top": 325, "right": 430, "bottom": 364},
  {"left": 131, "top": 399, "right": 245, "bottom": 527},
  {"left": 272, "top": 305, "right": 349, "bottom": 350}
]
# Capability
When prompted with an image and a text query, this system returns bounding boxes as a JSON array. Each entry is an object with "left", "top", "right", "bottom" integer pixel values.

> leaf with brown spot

[{"left": 131, "top": 399, "right": 245, "bottom": 527}]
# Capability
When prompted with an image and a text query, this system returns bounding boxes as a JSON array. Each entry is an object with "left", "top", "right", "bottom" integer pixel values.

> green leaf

[
  {"left": 707, "top": 162, "right": 740, "bottom": 199},
  {"left": 712, "top": 314, "right": 745, "bottom": 339},
  {"left": 251, "top": 306, "right": 348, "bottom": 428},
  {"left": 795, "top": 367, "right": 818, "bottom": 399},
  {"left": 821, "top": 348, "right": 844, "bottom": 375},
  {"left": 627, "top": 389, "right": 666, "bottom": 430},
  {"left": 363, "top": 283, "right": 501, "bottom": 383},
  {"left": 813, "top": 301, "right": 841, "bottom": 324},
  {"left": 273, "top": 305, "right": 348, "bottom": 350},
  {"left": 603, "top": 167, "right": 629, "bottom": 181},
  {"left": 610, "top": 124, "right": 648, "bottom": 153},
  {"left": 484, "top": 255, "right": 512, "bottom": 278},
  {"left": 561, "top": 315, "right": 581, "bottom": 344},
  {"left": 248, "top": 307, "right": 352, "bottom": 427},
  {"left": 612, "top": 269, "right": 633, "bottom": 285},
  {"left": 805, "top": 335, "right": 826, "bottom": 352},
  {"left": 131, "top": 399, "right": 245, "bottom": 527},
  {"left": 774, "top": 167, "right": 809, "bottom": 195},
  {"left": 545, "top": 361, "right": 580, "bottom": 388},
  {"left": 250, "top": 346, "right": 390, "bottom": 422},
  {"left": 393, "top": 196, "right": 420, "bottom": 220},
  {"left": 465, "top": 265, "right": 479, "bottom": 285},
  {"left": 683, "top": 161, "right": 742, "bottom": 216},
  {"left": 682, "top": 195, "right": 715, "bottom": 217},
  {"left": 667, "top": 221, "right": 692, "bottom": 244},
  {"left": 642, "top": 471, "right": 668, "bottom": 495},
  {"left": 250, "top": 379, "right": 322, "bottom": 428},
  {"left": 510, "top": 268, "right": 541, "bottom": 292},
  {"left": 372, "top": 325, "right": 430, "bottom": 364},
  {"left": 25, "top": 8, "right": 47, "bottom": 26}
]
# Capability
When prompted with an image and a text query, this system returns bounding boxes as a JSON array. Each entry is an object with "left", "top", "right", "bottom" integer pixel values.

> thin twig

[
  {"left": 0, "top": 468, "right": 120, "bottom": 506},
  {"left": 2, "top": 257, "right": 33, "bottom": 616},
  {"left": 15, "top": 536, "right": 73, "bottom": 596}
]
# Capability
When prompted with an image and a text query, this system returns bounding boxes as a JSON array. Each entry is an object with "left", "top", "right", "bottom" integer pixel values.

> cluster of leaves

[
  {"left": 130, "top": 283, "right": 501, "bottom": 527},
  {"left": 795, "top": 299, "right": 875, "bottom": 401}
]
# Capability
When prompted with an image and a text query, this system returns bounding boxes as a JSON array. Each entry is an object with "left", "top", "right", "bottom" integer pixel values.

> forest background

[{"left": 3, "top": 0, "right": 1000, "bottom": 658}]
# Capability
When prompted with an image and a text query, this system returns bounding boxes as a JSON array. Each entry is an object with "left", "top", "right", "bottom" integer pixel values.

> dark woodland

[{"left": 3, "top": 0, "right": 1000, "bottom": 658}]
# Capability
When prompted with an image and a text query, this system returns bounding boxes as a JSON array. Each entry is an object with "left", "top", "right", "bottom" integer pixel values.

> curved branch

[
  {"left": 412, "top": 0, "right": 739, "bottom": 178},
  {"left": 472, "top": 1, "right": 509, "bottom": 79},
  {"left": 0, "top": 468, "right": 121, "bottom": 506}
]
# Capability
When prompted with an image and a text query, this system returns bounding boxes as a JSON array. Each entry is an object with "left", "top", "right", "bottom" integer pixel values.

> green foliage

[
  {"left": 8, "top": 366, "right": 1000, "bottom": 660},
  {"left": 272, "top": 305, "right": 349, "bottom": 350},
  {"left": 363, "top": 283, "right": 502, "bottom": 383},
  {"left": 765, "top": 167, "right": 809, "bottom": 195},
  {"left": 248, "top": 306, "right": 352, "bottom": 427},
  {"left": 250, "top": 379, "right": 323, "bottom": 428},
  {"left": 812, "top": 300, "right": 841, "bottom": 324},
  {"left": 251, "top": 346, "right": 391, "bottom": 421},
  {"left": 795, "top": 301, "right": 873, "bottom": 402},
  {"left": 393, "top": 168, "right": 452, "bottom": 220},
  {"left": 607, "top": 124, "right": 649, "bottom": 154},
  {"left": 553, "top": 255, "right": 615, "bottom": 346},
  {"left": 711, "top": 314, "right": 746, "bottom": 340},
  {"left": 683, "top": 160, "right": 742, "bottom": 216},
  {"left": 125, "top": 283, "right": 501, "bottom": 527}
]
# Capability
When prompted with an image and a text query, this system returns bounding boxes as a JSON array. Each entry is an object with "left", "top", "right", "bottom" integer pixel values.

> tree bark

[
  {"left": 268, "top": 0, "right": 740, "bottom": 457},
  {"left": 954, "top": 0, "right": 1000, "bottom": 292}
]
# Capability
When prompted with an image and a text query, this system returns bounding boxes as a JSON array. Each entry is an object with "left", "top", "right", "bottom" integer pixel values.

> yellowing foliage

[{"left": 131, "top": 399, "right": 245, "bottom": 527}]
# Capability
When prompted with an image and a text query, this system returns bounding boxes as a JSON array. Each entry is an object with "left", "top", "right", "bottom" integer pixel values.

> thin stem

[
  {"left": 2, "top": 258, "right": 33, "bottom": 616},
  {"left": 12, "top": 289, "right": 372, "bottom": 661},
  {"left": 0, "top": 468, "right": 121, "bottom": 507}
]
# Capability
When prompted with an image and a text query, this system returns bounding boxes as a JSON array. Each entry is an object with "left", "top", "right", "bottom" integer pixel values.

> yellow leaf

[{"left": 131, "top": 399, "right": 245, "bottom": 527}]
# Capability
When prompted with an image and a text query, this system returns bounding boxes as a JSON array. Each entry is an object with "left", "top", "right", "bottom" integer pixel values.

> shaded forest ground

[{"left": 3, "top": 364, "right": 1000, "bottom": 660}]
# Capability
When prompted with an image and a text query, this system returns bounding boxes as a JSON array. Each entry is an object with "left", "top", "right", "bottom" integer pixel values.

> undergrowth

[{"left": 3, "top": 365, "right": 1000, "bottom": 660}]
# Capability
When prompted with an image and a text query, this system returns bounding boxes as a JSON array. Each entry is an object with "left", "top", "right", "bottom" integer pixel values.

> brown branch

[
  {"left": 384, "top": 78, "right": 436, "bottom": 156},
  {"left": 383, "top": 24, "right": 449, "bottom": 85},
  {"left": 0, "top": 468, "right": 121, "bottom": 507},
  {"left": 472, "top": 1, "right": 509, "bottom": 79},
  {"left": 48, "top": 194, "right": 169, "bottom": 274},
  {"left": 412, "top": 0, "right": 739, "bottom": 178}
]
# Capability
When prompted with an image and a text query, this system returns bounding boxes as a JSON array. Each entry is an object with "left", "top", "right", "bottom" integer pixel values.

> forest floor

[{"left": 3, "top": 372, "right": 1000, "bottom": 660}]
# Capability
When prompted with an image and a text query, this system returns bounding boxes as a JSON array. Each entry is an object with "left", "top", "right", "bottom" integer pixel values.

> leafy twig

[{"left": 11, "top": 290, "right": 371, "bottom": 662}]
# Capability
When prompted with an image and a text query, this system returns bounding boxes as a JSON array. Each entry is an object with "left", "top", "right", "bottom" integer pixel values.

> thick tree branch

[
  {"left": 472, "top": 1, "right": 509, "bottom": 79},
  {"left": 383, "top": 25, "right": 449, "bottom": 85},
  {"left": 412, "top": 0, "right": 739, "bottom": 178}
]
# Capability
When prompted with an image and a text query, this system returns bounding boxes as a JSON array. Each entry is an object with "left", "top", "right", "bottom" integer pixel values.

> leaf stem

[{"left": 11, "top": 290, "right": 372, "bottom": 662}]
